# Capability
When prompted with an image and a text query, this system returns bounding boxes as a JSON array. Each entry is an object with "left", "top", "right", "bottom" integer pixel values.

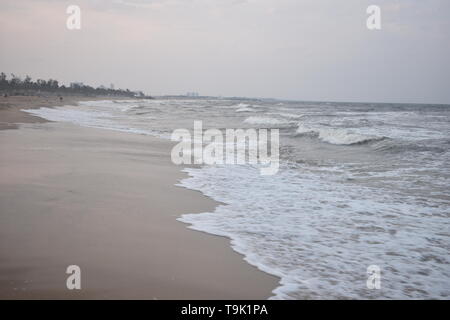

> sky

[{"left": 0, "top": 0, "right": 449, "bottom": 104}]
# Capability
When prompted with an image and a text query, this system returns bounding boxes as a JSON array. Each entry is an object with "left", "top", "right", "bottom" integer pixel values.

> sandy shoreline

[
  {"left": 0, "top": 96, "right": 279, "bottom": 299},
  {"left": 0, "top": 95, "right": 130, "bottom": 130}
]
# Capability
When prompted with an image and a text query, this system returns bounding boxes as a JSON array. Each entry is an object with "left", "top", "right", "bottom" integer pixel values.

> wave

[
  {"left": 266, "top": 112, "right": 303, "bottom": 120},
  {"left": 236, "top": 107, "right": 256, "bottom": 112},
  {"left": 177, "top": 163, "right": 449, "bottom": 299},
  {"left": 296, "top": 124, "right": 384, "bottom": 145},
  {"left": 78, "top": 100, "right": 139, "bottom": 112},
  {"left": 371, "top": 139, "right": 446, "bottom": 154},
  {"left": 232, "top": 103, "right": 251, "bottom": 108},
  {"left": 232, "top": 103, "right": 266, "bottom": 110},
  {"left": 244, "top": 116, "right": 291, "bottom": 126},
  {"left": 22, "top": 106, "right": 161, "bottom": 137}
]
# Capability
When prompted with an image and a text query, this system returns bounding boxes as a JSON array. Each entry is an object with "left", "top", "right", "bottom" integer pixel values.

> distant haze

[{"left": 1, "top": 0, "right": 449, "bottom": 104}]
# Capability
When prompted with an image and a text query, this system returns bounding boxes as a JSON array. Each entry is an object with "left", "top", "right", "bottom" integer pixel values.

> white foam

[
  {"left": 78, "top": 100, "right": 139, "bottom": 112},
  {"left": 267, "top": 112, "right": 303, "bottom": 119},
  {"left": 236, "top": 107, "right": 256, "bottom": 112},
  {"left": 25, "top": 107, "right": 114, "bottom": 126},
  {"left": 23, "top": 106, "right": 158, "bottom": 136},
  {"left": 231, "top": 103, "right": 265, "bottom": 110},
  {"left": 232, "top": 103, "right": 251, "bottom": 108},
  {"left": 296, "top": 124, "right": 382, "bottom": 145},
  {"left": 244, "top": 116, "right": 289, "bottom": 126},
  {"left": 178, "top": 164, "right": 450, "bottom": 299}
]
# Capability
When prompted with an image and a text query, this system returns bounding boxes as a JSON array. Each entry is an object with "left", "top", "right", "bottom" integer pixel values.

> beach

[
  {"left": 2, "top": 0, "right": 449, "bottom": 303},
  {"left": 1, "top": 96, "right": 449, "bottom": 299},
  {"left": 0, "top": 96, "right": 279, "bottom": 299}
]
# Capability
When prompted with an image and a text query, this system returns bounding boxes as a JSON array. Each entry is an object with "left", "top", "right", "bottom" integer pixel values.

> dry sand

[{"left": 0, "top": 96, "right": 279, "bottom": 299}]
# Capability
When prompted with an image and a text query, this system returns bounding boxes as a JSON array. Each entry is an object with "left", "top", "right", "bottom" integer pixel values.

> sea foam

[
  {"left": 178, "top": 164, "right": 450, "bottom": 299},
  {"left": 296, "top": 124, "right": 383, "bottom": 145},
  {"left": 244, "top": 116, "right": 290, "bottom": 126}
]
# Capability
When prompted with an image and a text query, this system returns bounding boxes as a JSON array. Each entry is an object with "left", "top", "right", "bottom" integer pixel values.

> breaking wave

[
  {"left": 296, "top": 124, "right": 384, "bottom": 145},
  {"left": 236, "top": 107, "right": 257, "bottom": 112},
  {"left": 266, "top": 112, "right": 304, "bottom": 120},
  {"left": 244, "top": 116, "right": 291, "bottom": 126}
]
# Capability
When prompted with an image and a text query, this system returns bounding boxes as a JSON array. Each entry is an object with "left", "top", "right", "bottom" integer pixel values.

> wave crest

[
  {"left": 236, "top": 107, "right": 256, "bottom": 112},
  {"left": 296, "top": 124, "right": 383, "bottom": 145},
  {"left": 244, "top": 116, "right": 290, "bottom": 126}
]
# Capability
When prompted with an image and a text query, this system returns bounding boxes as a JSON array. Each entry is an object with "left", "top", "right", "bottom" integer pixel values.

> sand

[{"left": 0, "top": 96, "right": 279, "bottom": 299}]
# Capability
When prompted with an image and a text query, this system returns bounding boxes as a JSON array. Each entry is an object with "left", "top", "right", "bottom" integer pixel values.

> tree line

[{"left": 0, "top": 72, "right": 150, "bottom": 98}]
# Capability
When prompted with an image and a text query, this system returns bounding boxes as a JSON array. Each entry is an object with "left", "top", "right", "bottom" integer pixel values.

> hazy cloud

[{"left": 0, "top": 0, "right": 449, "bottom": 103}]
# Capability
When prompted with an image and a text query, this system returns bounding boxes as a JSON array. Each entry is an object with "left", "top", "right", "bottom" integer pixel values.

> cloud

[
  {"left": 1, "top": 0, "right": 449, "bottom": 103},
  {"left": 113, "top": 0, "right": 176, "bottom": 9}
]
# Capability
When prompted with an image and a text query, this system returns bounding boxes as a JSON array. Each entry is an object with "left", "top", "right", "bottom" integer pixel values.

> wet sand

[{"left": 0, "top": 96, "right": 279, "bottom": 299}]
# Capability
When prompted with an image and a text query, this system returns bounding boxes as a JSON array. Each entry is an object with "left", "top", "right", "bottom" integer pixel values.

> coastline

[
  {"left": 0, "top": 96, "right": 279, "bottom": 299},
  {"left": 0, "top": 95, "right": 130, "bottom": 130}
]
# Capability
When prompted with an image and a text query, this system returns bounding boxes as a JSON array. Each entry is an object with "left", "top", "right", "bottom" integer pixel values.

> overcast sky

[{"left": 0, "top": 0, "right": 449, "bottom": 103}]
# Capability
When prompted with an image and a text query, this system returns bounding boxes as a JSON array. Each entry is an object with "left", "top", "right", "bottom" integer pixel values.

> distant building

[
  {"left": 70, "top": 82, "right": 84, "bottom": 88},
  {"left": 110, "top": 83, "right": 115, "bottom": 90},
  {"left": 186, "top": 92, "right": 199, "bottom": 97}
]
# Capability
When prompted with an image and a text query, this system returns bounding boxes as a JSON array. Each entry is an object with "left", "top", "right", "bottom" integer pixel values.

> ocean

[{"left": 25, "top": 98, "right": 450, "bottom": 299}]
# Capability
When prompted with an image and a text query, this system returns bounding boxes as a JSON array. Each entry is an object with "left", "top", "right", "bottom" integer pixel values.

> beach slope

[{"left": 0, "top": 98, "right": 278, "bottom": 299}]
